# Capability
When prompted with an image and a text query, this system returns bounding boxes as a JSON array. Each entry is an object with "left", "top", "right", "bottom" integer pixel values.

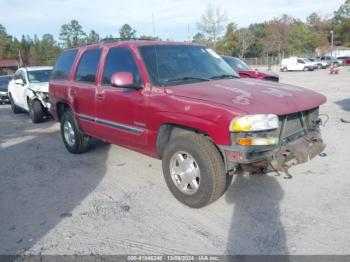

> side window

[
  {"left": 75, "top": 49, "right": 102, "bottom": 83},
  {"left": 14, "top": 71, "right": 27, "bottom": 84},
  {"left": 20, "top": 71, "right": 27, "bottom": 84},
  {"left": 102, "top": 48, "right": 141, "bottom": 85},
  {"left": 52, "top": 50, "right": 78, "bottom": 80},
  {"left": 14, "top": 71, "right": 21, "bottom": 80},
  {"left": 297, "top": 59, "right": 305, "bottom": 64}
]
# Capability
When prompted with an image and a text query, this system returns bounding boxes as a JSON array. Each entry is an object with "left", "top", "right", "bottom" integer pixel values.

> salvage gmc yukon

[{"left": 49, "top": 40, "right": 326, "bottom": 208}]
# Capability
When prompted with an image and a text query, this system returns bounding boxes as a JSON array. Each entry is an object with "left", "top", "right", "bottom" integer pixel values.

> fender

[{"left": 25, "top": 88, "right": 50, "bottom": 110}]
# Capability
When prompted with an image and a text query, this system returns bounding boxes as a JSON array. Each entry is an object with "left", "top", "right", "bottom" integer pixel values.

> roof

[{"left": 0, "top": 59, "right": 18, "bottom": 68}]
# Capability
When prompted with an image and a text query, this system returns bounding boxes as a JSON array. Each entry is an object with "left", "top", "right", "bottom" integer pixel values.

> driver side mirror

[
  {"left": 14, "top": 78, "right": 24, "bottom": 86},
  {"left": 110, "top": 72, "right": 140, "bottom": 89}
]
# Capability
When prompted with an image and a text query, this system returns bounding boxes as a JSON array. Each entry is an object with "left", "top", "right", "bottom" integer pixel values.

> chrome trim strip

[
  {"left": 77, "top": 113, "right": 95, "bottom": 122},
  {"left": 77, "top": 113, "right": 143, "bottom": 135}
]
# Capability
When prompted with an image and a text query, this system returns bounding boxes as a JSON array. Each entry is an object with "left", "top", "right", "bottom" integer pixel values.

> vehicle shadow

[
  {"left": 335, "top": 98, "right": 350, "bottom": 112},
  {"left": 0, "top": 106, "right": 109, "bottom": 254},
  {"left": 225, "top": 174, "right": 287, "bottom": 255}
]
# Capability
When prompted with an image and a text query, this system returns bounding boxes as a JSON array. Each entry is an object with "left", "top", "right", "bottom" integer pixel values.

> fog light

[{"left": 237, "top": 137, "right": 279, "bottom": 146}]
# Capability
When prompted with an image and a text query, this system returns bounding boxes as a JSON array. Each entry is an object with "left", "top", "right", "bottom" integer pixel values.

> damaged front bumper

[{"left": 219, "top": 108, "right": 326, "bottom": 172}]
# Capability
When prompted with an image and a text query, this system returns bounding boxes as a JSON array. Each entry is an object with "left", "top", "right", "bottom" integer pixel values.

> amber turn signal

[{"left": 237, "top": 137, "right": 279, "bottom": 146}]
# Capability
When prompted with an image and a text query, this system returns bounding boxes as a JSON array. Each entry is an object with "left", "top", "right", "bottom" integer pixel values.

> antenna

[
  {"left": 152, "top": 13, "right": 156, "bottom": 37},
  {"left": 187, "top": 24, "right": 191, "bottom": 42}
]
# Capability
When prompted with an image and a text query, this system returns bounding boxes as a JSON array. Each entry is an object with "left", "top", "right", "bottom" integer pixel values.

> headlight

[
  {"left": 39, "top": 92, "right": 49, "bottom": 100},
  {"left": 230, "top": 114, "right": 279, "bottom": 132}
]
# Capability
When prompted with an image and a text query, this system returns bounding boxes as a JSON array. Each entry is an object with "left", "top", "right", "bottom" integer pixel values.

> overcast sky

[{"left": 0, "top": 0, "right": 344, "bottom": 41}]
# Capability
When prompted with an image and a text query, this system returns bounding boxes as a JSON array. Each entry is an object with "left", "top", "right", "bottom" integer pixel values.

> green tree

[
  {"left": 306, "top": 12, "right": 331, "bottom": 53},
  {"left": 216, "top": 23, "right": 239, "bottom": 56},
  {"left": 86, "top": 30, "right": 100, "bottom": 43},
  {"left": 192, "top": 32, "right": 208, "bottom": 45},
  {"left": 333, "top": 0, "right": 350, "bottom": 46},
  {"left": 35, "top": 34, "right": 61, "bottom": 65},
  {"left": 119, "top": 24, "right": 136, "bottom": 39},
  {"left": 59, "top": 20, "right": 86, "bottom": 48},
  {"left": 288, "top": 21, "right": 317, "bottom": 55},
  {"left": 246, "top": 23, "right": 266, "bottom": 57}
]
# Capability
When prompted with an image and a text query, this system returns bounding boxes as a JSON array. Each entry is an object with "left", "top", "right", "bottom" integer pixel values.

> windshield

[
  {"left": 222, "top": 56, "right": 251, "bottom": 71},
  {"left": 139, "top": 45, "right": 238, "bottom": 86},
  {"left": 27, "top": 70, "right": 52, "bottom": 83}
]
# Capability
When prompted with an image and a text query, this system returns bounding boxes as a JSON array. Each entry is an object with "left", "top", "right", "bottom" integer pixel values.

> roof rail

[
  {"left": 100, "top": 37, "right": 159, "bottom": 43},
  {"left": 69, "top": 37, "right": 160, "bottom": 49}
]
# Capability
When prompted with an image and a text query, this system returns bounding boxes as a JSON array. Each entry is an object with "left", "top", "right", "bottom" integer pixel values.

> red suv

[
  {"left": 50, "top": 40, "right": 326, "bottom": 208},
  {"left": 222, "top": 56, "right": 279, "bottom": 82}
]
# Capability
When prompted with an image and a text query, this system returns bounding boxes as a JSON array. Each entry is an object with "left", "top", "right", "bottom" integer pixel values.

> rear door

[
  {"left": 71, "top": 48, "right": 102, "bottom": 135},
  {"left": 94, "top": 47, "right": 149, "bottom": 147}
]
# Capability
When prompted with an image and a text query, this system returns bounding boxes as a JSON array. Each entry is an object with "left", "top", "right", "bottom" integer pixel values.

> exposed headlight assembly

[
  {"left": 39, "top": 92, "right": 49, "bottom": 100},
  {"left": 230, "top": 114, "right": 279, "bottom": 132}
]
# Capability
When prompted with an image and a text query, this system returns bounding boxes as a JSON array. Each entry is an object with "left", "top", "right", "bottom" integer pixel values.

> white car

[
  {"left": 280, "top": 57, "right": 315, "bottom": 72},
  {"left": 8, "top": 66, "right": 53, "bottom": 123}
]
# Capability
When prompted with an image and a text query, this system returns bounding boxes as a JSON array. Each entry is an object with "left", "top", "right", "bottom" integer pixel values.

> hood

[
  {"left": 28, "top": 82, "right": 49, "bottom": 93},
  {"left": 256, "top": 70, "right": 279, "bottom": 78},
  {"left": 166, "top": 79, "right": 326, "bottom": 116}
]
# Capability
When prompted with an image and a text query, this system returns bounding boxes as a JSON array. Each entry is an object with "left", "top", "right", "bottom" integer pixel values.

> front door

[
  {"left": 11, "top": 69, "right": 29, "bottom": 109},
  {"left": 71, "top": 48, "right": 102, "bottom": 135},
  {"left": 95, "top": 47, "right": 149, "bottom": 147}
]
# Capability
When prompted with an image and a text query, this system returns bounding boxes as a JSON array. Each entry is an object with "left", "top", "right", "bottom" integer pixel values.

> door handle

[
  {"left": 96, "top": 93, "right": 104, "bottom": 101},
  {"left": 69, "top": 89, "right": 76, "bottom": 96}
]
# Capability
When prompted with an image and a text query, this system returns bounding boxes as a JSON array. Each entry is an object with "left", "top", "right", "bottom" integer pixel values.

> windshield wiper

[
  {"left": 210, "top": 74, "right": 238, "bottom": 80},
  {"left": 164, "top": 76, "right": 210, "bottom": 83}
]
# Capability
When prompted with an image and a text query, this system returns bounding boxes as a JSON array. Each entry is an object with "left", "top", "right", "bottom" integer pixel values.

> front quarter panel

[{"left": 148, "top": 88, "right": 243, "bottom": 146}]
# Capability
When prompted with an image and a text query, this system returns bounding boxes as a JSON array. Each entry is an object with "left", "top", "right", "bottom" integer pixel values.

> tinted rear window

[
  {"left": 51, "top": 50, "right": 78, "bottom": 80},
  {"left": 75, "top": 49, "right": 102, "bottom": 83}
]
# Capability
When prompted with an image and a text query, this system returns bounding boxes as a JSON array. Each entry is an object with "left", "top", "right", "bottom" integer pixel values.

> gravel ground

[{"left": 0, "top": 68, "right": 350, "bottom": 255}]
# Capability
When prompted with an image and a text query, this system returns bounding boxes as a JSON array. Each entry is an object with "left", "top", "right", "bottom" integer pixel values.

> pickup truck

[{"left": 49, "top": 40, "right": 326, "bottom": 208}]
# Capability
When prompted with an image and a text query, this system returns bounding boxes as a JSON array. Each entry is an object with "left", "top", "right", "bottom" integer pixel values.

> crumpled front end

[
  {"left": 220, "top": 107, "right": 326, "bottom": 173},
  {"left": 26, "top": 87, "right": 50, "bottom": 110}
]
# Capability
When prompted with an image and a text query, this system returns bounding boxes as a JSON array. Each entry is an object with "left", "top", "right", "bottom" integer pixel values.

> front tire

[
  {"left": 303, "top": 67, "right": 309, "bottom": 72},
  {"left": 60, "top": 109, "right": 90, "bottom": 154},
  {"left": 162, "top": 133, "right": 226, "bottom": 208},
  {"left": 29, "top": 99, "right": 44, "bottom": 123}
]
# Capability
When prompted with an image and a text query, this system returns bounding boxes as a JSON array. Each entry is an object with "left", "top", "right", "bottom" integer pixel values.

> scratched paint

[
  {"left": 262, "top": 88, "right": 293, "bottom": 98},
  {"left": 214, "top": 84, "right": 252, "bottom": 105}
]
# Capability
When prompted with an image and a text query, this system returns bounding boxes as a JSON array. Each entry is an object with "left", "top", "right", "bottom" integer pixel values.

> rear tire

[
  {"left": 162, "top": 133, "right": 226, "bottom": 208},
  {"left": 9, "top": 94, "right": 21, "bottom": 114},
  {"left": 29, "top": 99, "right": 44, "bottom": 123},
  {"left": 282, "top": 67, "right": 288, "bottom": 72},
  {"left": 60, "top": 109, "right": 90, "bottom": 154}
]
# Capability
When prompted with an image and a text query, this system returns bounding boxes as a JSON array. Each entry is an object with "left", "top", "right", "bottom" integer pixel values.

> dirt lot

[{"left": 1, "top": 68, "right": 350, "bottom": 255}]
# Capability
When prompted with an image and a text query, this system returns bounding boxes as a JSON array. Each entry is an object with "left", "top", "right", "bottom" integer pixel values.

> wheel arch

[
  {"left": 156, "top": 123, "right": 223, "bottom": 161},
  {"left": 56, "top": 101, "right": 72, "bottom": 121}
]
